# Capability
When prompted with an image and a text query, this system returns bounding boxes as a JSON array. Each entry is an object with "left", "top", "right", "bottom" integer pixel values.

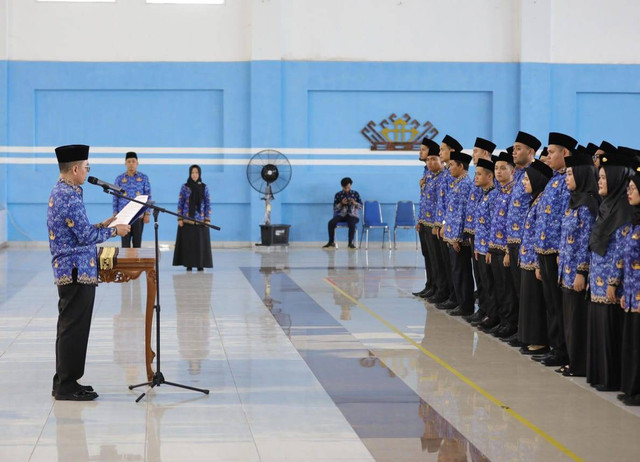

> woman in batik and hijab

[
  {"left": 586, "top": 150, "right": 634, "bottom": 391},
  {"left": 173, "top": 165, "right": 213, "bottom": 271},
  {"left": 556, "top": 148, "right": 599, "bottom": 377}
]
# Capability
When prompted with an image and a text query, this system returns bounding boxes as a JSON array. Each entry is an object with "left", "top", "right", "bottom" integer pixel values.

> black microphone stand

[{"left": 96, "top": 185, "right": 220, "bottom": 402}]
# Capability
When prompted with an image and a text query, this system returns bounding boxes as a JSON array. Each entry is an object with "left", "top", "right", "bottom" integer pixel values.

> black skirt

[
  {"left": 621, "top": 312, "right": 640, "bottom": 396},
  {"left": 172, "top": 223, "right": 213, "bottom": 269},
  {"left": 518, "top": 269, "right": 547, "bottom": 345},
  {"left": 586, "top": 301, "right": 623, "bottom": 388},
  {"left": 562, "top": 288, "right": 589, "bottom": 376}
]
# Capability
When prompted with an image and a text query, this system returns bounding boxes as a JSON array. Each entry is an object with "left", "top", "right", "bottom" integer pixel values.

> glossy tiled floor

[{"left": 0, "top": 246, "right": 639, "bottom": 461}]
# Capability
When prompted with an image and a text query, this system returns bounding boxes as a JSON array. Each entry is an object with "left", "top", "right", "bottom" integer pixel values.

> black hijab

[
  {"left": 186, "top": 164, "right": 205, "bottom": 217},
  {"left": 589, "top": 165, "right": 633, "bottom": 256},
  {"left": 568, "top": 164, "right": 600, "bottom": 217},
  {"left": 631, "top": 174, "right": 640, "bottom": 226},
  {"left": 524, "top": 166, "right": 551, "bottom": 204}
]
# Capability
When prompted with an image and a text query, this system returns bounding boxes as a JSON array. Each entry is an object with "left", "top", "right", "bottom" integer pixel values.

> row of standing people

[
  {"left": 413, "top": 132, "right": 640, "bottom": 406},
  {"left": 111, "top": 152, "right": 212, "bottom": 270}
]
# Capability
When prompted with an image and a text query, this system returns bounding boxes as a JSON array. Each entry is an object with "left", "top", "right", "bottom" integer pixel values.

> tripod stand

[{"left": 96, "top": 184, "right": 219, "bottom": 402}]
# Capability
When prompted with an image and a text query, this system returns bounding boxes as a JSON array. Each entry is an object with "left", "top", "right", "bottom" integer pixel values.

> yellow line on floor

[{"left": 324, "top": 277, "right": 583, "bottom": 462}]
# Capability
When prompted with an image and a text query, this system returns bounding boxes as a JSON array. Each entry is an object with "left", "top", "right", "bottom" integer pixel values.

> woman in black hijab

[
  {"left": 557, "top": 150, "right": 599, "bottom": 376},
  {"left": 517, "top": 159, "right": 554, "bottom": 354},
  {"left": 620, "top": 172, "right": 640, "bottom": 405},
  {"left": 586, "top": 152, "right": 634, "bottom": 391},
  {"left": 173, "top": 165, "right": 213, "bottom": 271}
]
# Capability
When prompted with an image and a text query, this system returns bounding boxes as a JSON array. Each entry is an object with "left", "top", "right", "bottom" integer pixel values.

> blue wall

[{"left": 2, "top": 61, "right": 640, "bottom": 242}]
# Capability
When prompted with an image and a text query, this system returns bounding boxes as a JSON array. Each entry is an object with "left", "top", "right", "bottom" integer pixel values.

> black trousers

[
  {"left": 587, "top": 301, "right": 623, "bottom": 389},
  {"left": 328, "top": 215, "right": 359, "bottom": 245},
  {"left": 507, "top": 244, "right": 522, "bottom": 307},
  {"left": 562, "top": 287, "right": 588, "bottom": 375},
  {"left": 518, "top": 268, "right": 547, "bottom": 345},
  {"left": 418, "top": 224, "right": 434, "bottom": 291},
  {"left": 621, "top": 312, "right": 640, "bottom": 396},
  {"left": 437, "top": 234, "right": 456, "bottom": 304},
  {"left": 425, "top": 228, "right": 449, "bottom": 299},
  {"left": 538, "top": 253, "right": 566, "bottom": 355},
  {"left": 53, "top": 283, "right": 96, "bottom": 394},
  {"left": 470, "top": 236, "right": 485, "bottom": 312},
  {"left": 476, "top": 255, "right": 497, "bottom": 320},
  {"left": 449, "top": 244, "right": 474, "bottom": 314},
  {"left": 121, "top": 218, "right": 144, "bottom": 248},
  {"left": 489, "top": 250, "right": 518, "bottom": 327}
]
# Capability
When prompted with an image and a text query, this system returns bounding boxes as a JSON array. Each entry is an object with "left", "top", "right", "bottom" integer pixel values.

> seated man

[{"left": 323, "top": 177, "right": 362, "bottom": 249}]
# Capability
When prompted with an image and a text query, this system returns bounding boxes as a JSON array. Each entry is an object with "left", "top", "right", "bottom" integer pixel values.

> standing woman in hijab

[
  {"left": 586, "top": 150, "right": 634, "bottom": 391},
  {"left": 517, "top": 159, "right": 553, "bottom": 355},
  {"left": 557, "top": 149, "right": 600, "bottom": 377},
  {"left": 173, "top": 165, "right": 213, "bottom": 271},
  {"left": 619, "top": 169, "right": 640, "bottom": 405}
]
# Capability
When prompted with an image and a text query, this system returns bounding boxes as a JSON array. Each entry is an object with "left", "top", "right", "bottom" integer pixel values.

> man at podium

[{"left": 47, "top": 144, "right": 130, "bottom": 401}]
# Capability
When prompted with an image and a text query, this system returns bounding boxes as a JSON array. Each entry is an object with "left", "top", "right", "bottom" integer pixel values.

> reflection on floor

[{"left": 0, "top": 247, "right": 638, "bottom": 461}]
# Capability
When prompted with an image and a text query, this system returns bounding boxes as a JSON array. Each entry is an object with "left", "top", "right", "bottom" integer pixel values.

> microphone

[{"left": 87, "top": 176, "right": 124, "bottom": 193}]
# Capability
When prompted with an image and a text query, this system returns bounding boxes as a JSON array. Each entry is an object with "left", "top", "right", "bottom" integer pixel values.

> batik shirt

[
  {"left": 435, "top": 168, "right": 454, "bottom": 227},
  {"left": 589, "top": 225, "right": 629, "bottom": 304},
  {"left": 418, "top": 167, "right": 430, "bottom": 224},
  {"left": 558, "top": 205, "right": 595, "bottom": 290},
  {"left": 112, "top": 171, "right": 152, "bottom": 213},
  {"left": 177, "top": 184, "right": 212, "bottom": 222},
  {"left": 473, "top": 186, "right": 498, "bottom": 255},
  {"left": 621, "top": 224, "right": 640, "bottom": 312},
  {"left": 488, "top": 180, "right": 515, "bottom": 253},
  {"left": 463, "top": 186, "right": 483, "bottom": 236},
  {"left": 48, "top": 179, "right": 117, "bottom": 286},
  {"left": 423, "top": 169, "right": 444, "bottom": 227},
  {"left": 519, "top": 196, "right": 543, "bottom": 270},
  {"left": 534, "top": 171, "right": 570, "bottom": 255},
  {"left": 506, "top": 167, "right": 531, "bottom": 245},
  {"left": 443, "top": 175, "right": 473, "bottom": 245}
]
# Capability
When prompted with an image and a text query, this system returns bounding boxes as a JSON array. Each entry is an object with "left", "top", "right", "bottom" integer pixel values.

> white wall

[{"left": 3, "top": 0, "right": 640, "bottom": 63}]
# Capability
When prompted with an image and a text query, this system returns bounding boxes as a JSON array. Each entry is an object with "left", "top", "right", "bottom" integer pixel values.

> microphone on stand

[{"left": 87, "top": 176, "right": 125, "bottom": 193}]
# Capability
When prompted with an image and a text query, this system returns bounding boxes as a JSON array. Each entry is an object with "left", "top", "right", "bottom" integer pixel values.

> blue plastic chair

[
  {"left": 394, "top": 201, "right": 418, "bottom": 249},
  {"left": 359, "top": 200, "right": 391, "bottom": 249}
]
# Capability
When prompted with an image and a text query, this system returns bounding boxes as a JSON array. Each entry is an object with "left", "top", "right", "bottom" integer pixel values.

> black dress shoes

[
  {"left": 507, "top": 336, "right": 524, "bottom": 347},
  {"left": 478, "top": 318, "right": 499, "bottom": 331},
  {"left": 464, "top": 311, "right": 485, "bottom": 324},
  {"left": 55, "top": 389, "right": 99, "bottom": 401},
  {"left": 622, "top": 394, "right": 640, "bottom": 406},
  {"left": 531, "top": 352, "right": 554, "bottom": 362},
  {"left": 435, "top": 300, "right": 457, "bottom": 311},
  {"left": 427, "top": 294, "right": 447, "bottom": 303},
  {"left": 495, "top": 325, "right": 517, "bottom": 339},
  {"left": 594, "top": 384, "right": 619, "bottom": 392},
  {"left": 484, "top": 323, "right": 504, "bottom": 336},
  {"left": 52, "top": 384, "right": 94, "bottom": 397},
  {"left": 348, "top": 244, "right": 357, "bottom": 249},
  {"left": 322, "top": 242, "right": 336, "bottom": 248},
  {"left": 520, "top": 346, "right": 549, "bottom": 356},
  {"left": 412, "top": 287, "right": 431, "bottom": 297},
  {"left": 501, "top": 332, "right": 519, "bottom": 343},
  {"left": 448, "top": 306, "right": 471, "bottom": 317},
  {"left": 541, "top": 354, "right": 568, "bottom": 367}
]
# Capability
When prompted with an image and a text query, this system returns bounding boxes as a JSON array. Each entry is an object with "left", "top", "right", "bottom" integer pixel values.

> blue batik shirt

[
  {"left": 506, "top": 167, "right": 531, "bottom": 245},
  {"left": 622, "top": 224, "right": 640, "bottom": 311},
  {"left": 48, "top": 179, "right": 117, "bottom": 286},
  {"left": 463, "top": 186, "right": 483, "bottom": 236},
  {"left": 590, "top": 224, "right": 629, "bottom": 304},
  {"left": 534, "top": 171, "right": 570, "bottom": 255},
  {"left": 443, "top": 175, "right": 473, "bottom": 245},
  {"left": 519, "top": 195, "right": 543, "bottom": 270},
  {"left": 418, "top": 167, "right": 429, "bottom": 224},
  {"left": 473, "top": 186, "right": 498, "bottom": 255},
  {"left": 422, "top": 169, "right": 444, "bottom": 227},
  {"left": 489, "top": 179, "right": 515, "bottom": 253},
  {"left": 558, "top": 205, "right": 595, "bottom": 290},
  {"left": 435, "top": 169, "right": 454, "bottom": 227},
  {"left": 177, "top": 184, "right": 212, "bottom": 222},
  {"left": 112, "top": 171, "right": 152, "bottom": 214}
]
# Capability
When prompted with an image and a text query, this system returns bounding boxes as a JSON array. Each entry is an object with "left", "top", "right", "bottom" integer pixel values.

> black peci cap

[
  {"left": 422, "top": 137, "right": 441, "bottom": 156},
  {"left": 55, "top": 145, "right": 89, "bottom": 163},
  {"left": 476, "top": 158, "right": 494, "bottom": 173},
  {"left": 442, "top": 135, "right": 463, "bottom": 152},
  {"left": 474, "top": 137, "right": 496, "bottom": 153},
  {"left": 126, "top": 151, "right": 138, "bottom": 160},
  {"left": 515, "top": 131, "right": 541, "bottom": 151},
  {"left": 450, "top": 151, "right": 472, "bottom": 165},
  {"left": 494, "top": 151, "right": 515, "bottom": 166},
  {"left": 528, "top": 158, "right": 553, "bottom": 179},
  {"left": 599, "top": 140, "right": 617, "bottom": 154},
  {"left": 548, "top": 132, "right": 577, "bottom": 151}
]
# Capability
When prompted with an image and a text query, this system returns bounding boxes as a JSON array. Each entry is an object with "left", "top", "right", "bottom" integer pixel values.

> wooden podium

[{"left": 99, "top": 248, "right": 157, "bottom": 380}]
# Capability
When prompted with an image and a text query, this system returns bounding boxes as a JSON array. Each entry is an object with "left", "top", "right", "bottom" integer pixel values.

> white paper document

[{"left": 109, "top": 195, "right": 149, "bottom": 227}]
